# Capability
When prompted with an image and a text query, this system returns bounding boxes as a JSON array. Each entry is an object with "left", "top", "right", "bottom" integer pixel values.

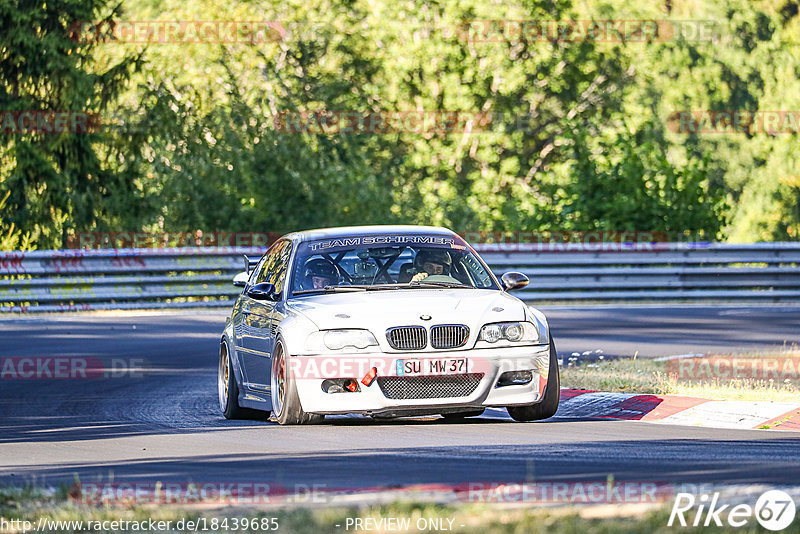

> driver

[
  {"left": 411, "top": 250, "right": 452, "bottom": 282},
  {"left": 301, "top": 258, "right": 339, "bottom": 289}
]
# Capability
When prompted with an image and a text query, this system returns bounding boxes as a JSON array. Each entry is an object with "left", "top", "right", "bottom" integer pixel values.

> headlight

[
  {"left": 504, "top": 323, "right": 524, "bottom": 341},
  {"left": 481, "top": 324, "right": 503, "bottom": 343},
  {"left": 478, "top": 322, "right": 539, "bottom": 344},
  {"left": 323, "top": 329, "right": 378, "bottom": 350}
]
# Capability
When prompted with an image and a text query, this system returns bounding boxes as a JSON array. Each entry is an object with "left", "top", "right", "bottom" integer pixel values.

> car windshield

[{"left": 290, "top": 234, "right": 498, "bottom": 295}]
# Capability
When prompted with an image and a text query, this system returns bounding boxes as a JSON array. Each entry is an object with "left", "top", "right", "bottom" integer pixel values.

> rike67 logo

[{"left": 669, "top": 490, "right": 796, "bottom": 531}]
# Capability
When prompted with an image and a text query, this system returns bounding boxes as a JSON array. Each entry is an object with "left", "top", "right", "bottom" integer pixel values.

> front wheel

[
  {"left": 507, "top": 338, "right": 560, "bottom": 422},
  {"left": 270, "top": 339, "right": 323, "bottom": 425}
]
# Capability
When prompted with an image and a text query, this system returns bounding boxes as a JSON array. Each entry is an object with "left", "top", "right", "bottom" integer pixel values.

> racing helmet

[
  {"left": 301, "top": 258, "right": 339, "bottom": 290},
  {"left": 413, "top": 249, "right": 452, "bottom": 275}
]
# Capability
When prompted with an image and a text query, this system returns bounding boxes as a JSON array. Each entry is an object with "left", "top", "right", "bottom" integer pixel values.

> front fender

[
  {"left": 275, "top": 312, "right": 320, "bottom": 358},
  {"left": 526, "top": 306, "right": 550, "bottom": 345}
]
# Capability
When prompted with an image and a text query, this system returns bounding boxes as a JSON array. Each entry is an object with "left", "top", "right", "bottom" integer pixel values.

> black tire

[
  {"left": 270, "top": 338, "right": 323, "bottom": 425},
  {"left": 218, "top": 339, "right": 257, "bottom": 419},
  {"left": 441, "top": 409, "right": 486, "bottom": 420},
  {"left": 507, "top": 338, "right": 560, "bottom": 422}
]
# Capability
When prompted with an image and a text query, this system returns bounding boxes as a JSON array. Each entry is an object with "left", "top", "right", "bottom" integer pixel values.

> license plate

[{"left": 394, "top": 358, "right": 470, "bottom": 376}]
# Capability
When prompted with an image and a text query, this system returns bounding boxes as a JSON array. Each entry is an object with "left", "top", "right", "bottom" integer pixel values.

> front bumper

[{"left": 291, "top": 344, "right": 551, "bottom": 415}]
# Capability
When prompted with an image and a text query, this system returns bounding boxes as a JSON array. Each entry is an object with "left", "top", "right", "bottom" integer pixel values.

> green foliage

[
  {"left": 0, "top": 191, "right": 32, "bottom": 250},
  {"left": 0, "top": 0, "right": 142, "bottom": 248},
  {"left": 558, "top": 124, "right": 727, "bottom": 239},
  {"left": 1, "top": 0, "right": 798, "bottom": 246}
]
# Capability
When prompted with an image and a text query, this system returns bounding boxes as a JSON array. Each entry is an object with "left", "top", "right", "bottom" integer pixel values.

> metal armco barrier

[
  {"left": 0, "top": 248, "right": 263, "bottom": 313},
  {"left": 1, "top": 243, "right": 799, "bottom": 312},
  {"left": 476, "top": 242, "right": 800, "bottom": 302}
]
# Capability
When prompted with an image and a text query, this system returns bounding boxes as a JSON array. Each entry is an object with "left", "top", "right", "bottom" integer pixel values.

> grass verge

[
  {"left": 560, "top": 350, "right": 800, "bottom": 402},
  {"left": 0, "top": 488, "right": 779, "bottom": 534}
]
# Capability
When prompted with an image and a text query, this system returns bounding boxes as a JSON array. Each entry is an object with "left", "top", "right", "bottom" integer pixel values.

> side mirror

[
  {"left": 246, "top": 282, "right": 278, "bottom": 301},
  {"left": 501, "top": 272, "right": 529, "bottom": 291},
  {"left": 243, "top": 254, "right": 259, "bottom": 275},
  {"left": 233, "top": 271, "right": 249, "bottom": 287}
]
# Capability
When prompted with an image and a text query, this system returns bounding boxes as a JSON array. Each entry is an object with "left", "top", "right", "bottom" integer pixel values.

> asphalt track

[{"left": 1, "top": 305, "right": 799, "bottom": 492}]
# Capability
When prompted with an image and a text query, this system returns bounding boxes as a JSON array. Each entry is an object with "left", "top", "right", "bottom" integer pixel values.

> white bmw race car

[{"left": 218, "top": 225, "right": 559, "bottom": 424}]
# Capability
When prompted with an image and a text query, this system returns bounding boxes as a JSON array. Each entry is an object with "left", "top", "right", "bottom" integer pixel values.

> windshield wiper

[
  {"left": 292, "top": 285, "right": 369, "bottom": 295},
  {"left": 363, "top": 284, "right": 402, "bottom": 291},
  {"left": 293, "top": 282, "right": 475, "bottom": 295},
  {"left": 406, "top": 281, "right": 476, "bottom": 289}
]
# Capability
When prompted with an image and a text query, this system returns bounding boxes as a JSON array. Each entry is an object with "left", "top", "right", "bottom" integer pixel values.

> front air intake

[{"left": 377, "top": 373, "right": 484, "bottom": 399}]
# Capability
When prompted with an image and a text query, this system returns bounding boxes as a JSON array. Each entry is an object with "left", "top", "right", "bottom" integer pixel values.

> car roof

[{"left": 284, "top": 225, "right": 458, "bottom": 244}]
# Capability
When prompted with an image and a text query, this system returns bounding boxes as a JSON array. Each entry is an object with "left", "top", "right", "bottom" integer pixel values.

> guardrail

[
  {"left": 0, "top": 248, "right": 263, "bottom": 313},
  {"left": 477, "top": 242, "right": 800, "bottom": 301},
  {"left": 1, "top": 243, "right": 799, "bottom": 312}
]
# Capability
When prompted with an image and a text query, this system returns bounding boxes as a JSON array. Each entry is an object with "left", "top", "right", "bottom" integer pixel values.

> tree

[
  {"left": 558, "top": 123, "right": 727, "bottom": 240},
  {"left": 0, "top": 0, "right": 142, "bottom": 247},
  {"left": 0, "top": 191, "right": 32, "bottom": 250}
]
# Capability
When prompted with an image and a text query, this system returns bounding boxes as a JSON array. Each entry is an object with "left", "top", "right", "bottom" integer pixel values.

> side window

[
  {"left": 255, "top": 241, "right": 288, "bottom": 284},
  {"left": 270, "top": 242, "right": 293, "bottom": 296},
  {"left": 249, "top": 255, "right": 268, "bottom": 285}
]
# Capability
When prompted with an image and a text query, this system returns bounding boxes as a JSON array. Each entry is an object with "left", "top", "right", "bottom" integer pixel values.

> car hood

[{"left": 286, "top": 289, "right": 527, "bottom": 332}]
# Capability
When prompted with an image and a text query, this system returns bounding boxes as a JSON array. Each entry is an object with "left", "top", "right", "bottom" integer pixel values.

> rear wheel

[
  {"left": 507, "top": 338, "right": 560, "bottom": 422},
  {"left": 270, "top": 339, "right": 323, "bottom": 425}
]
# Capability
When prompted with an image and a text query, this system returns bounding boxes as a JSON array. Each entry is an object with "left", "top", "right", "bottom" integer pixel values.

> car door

[
  {"left": 238, "top": 240, "right": 290, "bottom": 392},
  {"left": 265, "top": 246, "right": 293, "bottom": 380}
]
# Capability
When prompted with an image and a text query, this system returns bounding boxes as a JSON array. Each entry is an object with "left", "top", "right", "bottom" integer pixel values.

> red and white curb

[{"left": 555, "top": 389, "right": 800, "bottom": 431}]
